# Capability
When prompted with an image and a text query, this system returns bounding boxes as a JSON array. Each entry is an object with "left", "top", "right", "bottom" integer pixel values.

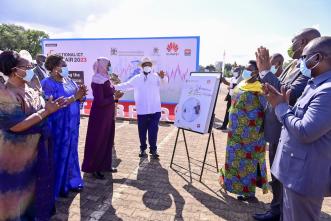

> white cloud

[{"left": 6, "top": 0, "right": 293, "bottom": 66}]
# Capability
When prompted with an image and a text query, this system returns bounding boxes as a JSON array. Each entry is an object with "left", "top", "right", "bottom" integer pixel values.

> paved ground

[{"left": 52, "top": 90, "right": 331, "bottom": 221}]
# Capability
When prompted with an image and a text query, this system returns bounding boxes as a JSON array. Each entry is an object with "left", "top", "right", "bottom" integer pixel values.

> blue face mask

[
  {"left": 300, "top": 55, "right": 319, "bottom": 78},
  {"left": 60, "top": 67, "right": 69, "bottom": 78},
  {"left": 270, "top": 65, "right": 278, "bottom": 75},
  {"left": 23, "top": 69, "right": 35, "bottom": 82},
  {"left": 108, "top": 66, "right": 113, "bottom": 76},
  {"left": 242, "top": 69, "right": 252, "bottom": 80}
]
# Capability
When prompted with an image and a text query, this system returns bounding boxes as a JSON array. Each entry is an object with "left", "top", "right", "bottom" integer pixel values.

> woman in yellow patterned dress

[{"left": 223, "top": 60, "right": 268, "bottom": 201}]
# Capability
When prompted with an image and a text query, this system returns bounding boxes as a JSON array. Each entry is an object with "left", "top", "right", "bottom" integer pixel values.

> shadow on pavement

[{"left": 113, "top": 158, "right": 186, "bottom": 220}]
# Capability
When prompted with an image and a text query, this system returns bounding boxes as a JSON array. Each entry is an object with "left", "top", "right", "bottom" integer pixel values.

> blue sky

[{"left": 1, "top": 0, "right": 330, "bottom": 65}]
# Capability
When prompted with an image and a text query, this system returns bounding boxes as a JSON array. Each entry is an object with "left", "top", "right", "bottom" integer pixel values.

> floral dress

[{"left": 224, "top": 81, "right": 268, "bottom": 197}]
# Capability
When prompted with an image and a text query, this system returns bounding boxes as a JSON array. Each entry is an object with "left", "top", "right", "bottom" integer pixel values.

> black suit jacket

[
  {"left": 33, "top": 66, "right": 47, "bottom": 81},
  {"left": 261, "top": 60, "right": 309, "bottom": 144}
]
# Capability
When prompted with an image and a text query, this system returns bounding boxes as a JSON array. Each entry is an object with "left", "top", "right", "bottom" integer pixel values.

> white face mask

[
  {"left": 270, "top": 65, "right": 279, "bottom": 75},
  {"left": 15, "top": 67, "right": 35, "bottom": 82},
  {"left": 143, "top": 66, "right": 152, "bottom": 73}
]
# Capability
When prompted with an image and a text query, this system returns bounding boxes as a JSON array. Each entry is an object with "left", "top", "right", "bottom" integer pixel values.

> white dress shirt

[
  {"left": 115, "top": 72, "right": 168, "bottom": 115},
  {"left": 229, "top": 76, "right": 240, "bottom": 96}
]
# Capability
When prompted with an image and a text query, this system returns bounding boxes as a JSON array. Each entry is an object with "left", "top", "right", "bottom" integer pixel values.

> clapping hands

[
  {"left": 75, "top": 85, "right": 88, "bottom": 100},
  {"left": 255, "top": 47, "right": 271, "bottom": 72},
  {"left": 110, "top": 73, "right": 121, "bottom": 85},
  {"left": 158, "top": 70, "right": 166, "bottom": 79},
  {"left": 263, "top": 83, "right": 291, "bottom": 108}
]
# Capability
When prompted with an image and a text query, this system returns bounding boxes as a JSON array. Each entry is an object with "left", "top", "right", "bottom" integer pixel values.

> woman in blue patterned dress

[
  {"left": 0, "top": 51, "right": 65, "bottom": 220},
  {"left": 41, "top": 54, "right": 88, "bottom": 198},
  {"left": 223, "top": 60, "right": 268, "bottom": 201}
]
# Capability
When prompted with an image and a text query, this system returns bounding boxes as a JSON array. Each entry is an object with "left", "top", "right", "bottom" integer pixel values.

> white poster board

[
  {"left": 42, "top": 37, "right": 199, "bottom": 104},
  {"left": 174, "top": 72, "right": 221, "bottom": 134}
]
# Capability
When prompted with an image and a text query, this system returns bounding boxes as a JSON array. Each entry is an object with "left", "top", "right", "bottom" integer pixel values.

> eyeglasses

[
  {"left": 16, "top": 65, "right": 33, "bottom": 70},
  {"left": 300, "top": 52, "right": 330, "bottom": 61}
]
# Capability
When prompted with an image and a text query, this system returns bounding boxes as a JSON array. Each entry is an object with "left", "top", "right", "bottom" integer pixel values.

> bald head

[
  {"left": 294, "top": 28, "right": 321, "bottom": 42},
  {"left": 302, "top": 36, "right": 331, "bottom": 77},
  {"left": 291, "top": 28, "right": 321, "bottom": 59},
  {"left": 270, "top": 53, "right": 284, "bottom": 64}
]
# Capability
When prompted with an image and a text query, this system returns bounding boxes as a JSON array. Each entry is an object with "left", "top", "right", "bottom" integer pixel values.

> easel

[
  {"left": 170, "top": 72, "right": 222, "bottom": 182},
  {"left": 170, "top": 117, "right": 219, "bottom": 182}
]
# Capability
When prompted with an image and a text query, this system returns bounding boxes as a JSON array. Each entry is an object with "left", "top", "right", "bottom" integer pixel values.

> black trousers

[
  {"left": 137, "top": 112, "right": 161, "bottom": 153},
  {"left": 269, "top": 141, "right": 283, "bottom": 216},
  {"left": 221, "top": 97, "right": 231, "bottom": 128}
]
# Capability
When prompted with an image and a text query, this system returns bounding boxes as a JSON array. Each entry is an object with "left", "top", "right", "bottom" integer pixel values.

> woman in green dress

[{"left": 223, "top": 60, "right": 268, "bottom": 201}]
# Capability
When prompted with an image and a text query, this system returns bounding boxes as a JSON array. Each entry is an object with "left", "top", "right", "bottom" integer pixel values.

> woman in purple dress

[{"left": 82, "top": 57, "right": 121, "bottom": 179}]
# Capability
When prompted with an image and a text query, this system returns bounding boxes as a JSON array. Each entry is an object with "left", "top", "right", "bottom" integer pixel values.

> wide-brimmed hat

[{"left": 139, "top": 57, "right": 154, "bottom": 67}]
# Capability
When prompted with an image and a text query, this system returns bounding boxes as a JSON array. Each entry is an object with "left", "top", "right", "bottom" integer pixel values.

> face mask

[
  {"left": 299, "top": 54, "right": 319, "bottom": 78},
  {"left": 287, "top": 46, "right": 295, "bottom": 59},
  {"left": 242, "top": 69, "right": 252, "bottom": 80},
  {"left": 108, "top": 67, "right": 113, "bottom": 76},
  {"left": 270, "top": 65, "right": 279, "bottom": 75},
  {"left": 60, "top": 67, "right": 69, "bottom": 78},
  {"left": 143, "top": 66, "right": 152, "bottom": 73},
  {"left": 233, "top": 72, "right": 239, "bottom": 78},
  {"left": 16, "top": 68, "right": 35, "bottom": 82}
]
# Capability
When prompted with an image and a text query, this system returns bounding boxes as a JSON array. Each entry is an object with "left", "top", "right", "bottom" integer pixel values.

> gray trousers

[
  {"left": 283, "top": 187, "right": 324, "bottom": 221},
  {"left": 269, "top": 142, "right": 283, "bottom": 215}
]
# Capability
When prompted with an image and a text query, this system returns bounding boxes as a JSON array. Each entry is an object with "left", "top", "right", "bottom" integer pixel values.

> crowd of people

[
  {"left": 0, "top": 27, "right": 331, "bottom": 221},
  {"left": 0, "top": 52, "right": 166, "bottom": 220},
  {"left": 219, "top": 28, "right": 331, "bottom": 221}
]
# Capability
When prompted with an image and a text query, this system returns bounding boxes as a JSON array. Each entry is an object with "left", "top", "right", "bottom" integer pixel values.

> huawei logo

[{"left": 167, "top": 42, "right": 179, "bottom": 53}]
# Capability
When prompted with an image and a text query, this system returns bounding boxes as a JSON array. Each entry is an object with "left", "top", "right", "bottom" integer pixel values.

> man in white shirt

[
  {"left": 114, "top": 57, "right": 168, "bottom": 159},
  {"left": 217, "top": 67, "right": 241, "bottom": 131}
]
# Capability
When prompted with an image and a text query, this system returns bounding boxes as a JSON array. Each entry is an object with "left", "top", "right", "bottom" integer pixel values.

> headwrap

[{"left": 92, "top": 57, "right": 110, "bottom": 84}]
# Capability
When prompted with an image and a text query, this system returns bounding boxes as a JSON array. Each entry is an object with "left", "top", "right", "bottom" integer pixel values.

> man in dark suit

[
  {"left": 270, "top": 53, "right": 284, "bottom": 78},
  {"left": 253, "top": 28, "right": 321, "bottom": 221},
  {"left": 29, "top": 54, "right": 47, "bottom": 91},
  {"left": 263, "top": 36, "right": 331, "bottom": 221}
]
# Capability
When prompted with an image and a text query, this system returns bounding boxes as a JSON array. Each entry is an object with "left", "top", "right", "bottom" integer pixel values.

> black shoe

[
  {"left": 71, "top": 186, "right": 84, "bottom": 193},
  {"left": 139, "top": 151, "right": 148, "bottom": 158},
  {"left": 237, "top": 195, "right": 257, "bottom": 201},
  {"left": 59, "top": 191, "right": 69, "bottom": 198},
  {"left": 51, "top": 205, "right": 56, "bottom": 217},
  {"left": 151, "top": 152, "right": 159, "bottom": 159},
  {"left": 93, "top": 172, "right": 105, "bottom": 180},
  {"left": 253, "top": 211, "right": 280, "bottom": 221},
  {"left": 110, "top": 168, "right": 118, "bottom": 173},
  {"left": 216, "top": 125, "right": 227, "bottom": 130}
]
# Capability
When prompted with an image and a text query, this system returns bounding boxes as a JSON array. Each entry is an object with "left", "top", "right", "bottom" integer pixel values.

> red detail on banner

[
  {"left": 167, "top": 42, "right": 179, "bottom": 53},
  {"left": 82, "top": 100, "right": 176, "bottom": 121}
]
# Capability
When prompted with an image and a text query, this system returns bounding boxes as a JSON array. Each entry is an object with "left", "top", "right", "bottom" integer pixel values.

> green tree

[
  {"left": 223, "top": 63, "right": 232, "bottom": 77},
  {"left": 0, "top": 24, "right": 49, "bottom": 57}
]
